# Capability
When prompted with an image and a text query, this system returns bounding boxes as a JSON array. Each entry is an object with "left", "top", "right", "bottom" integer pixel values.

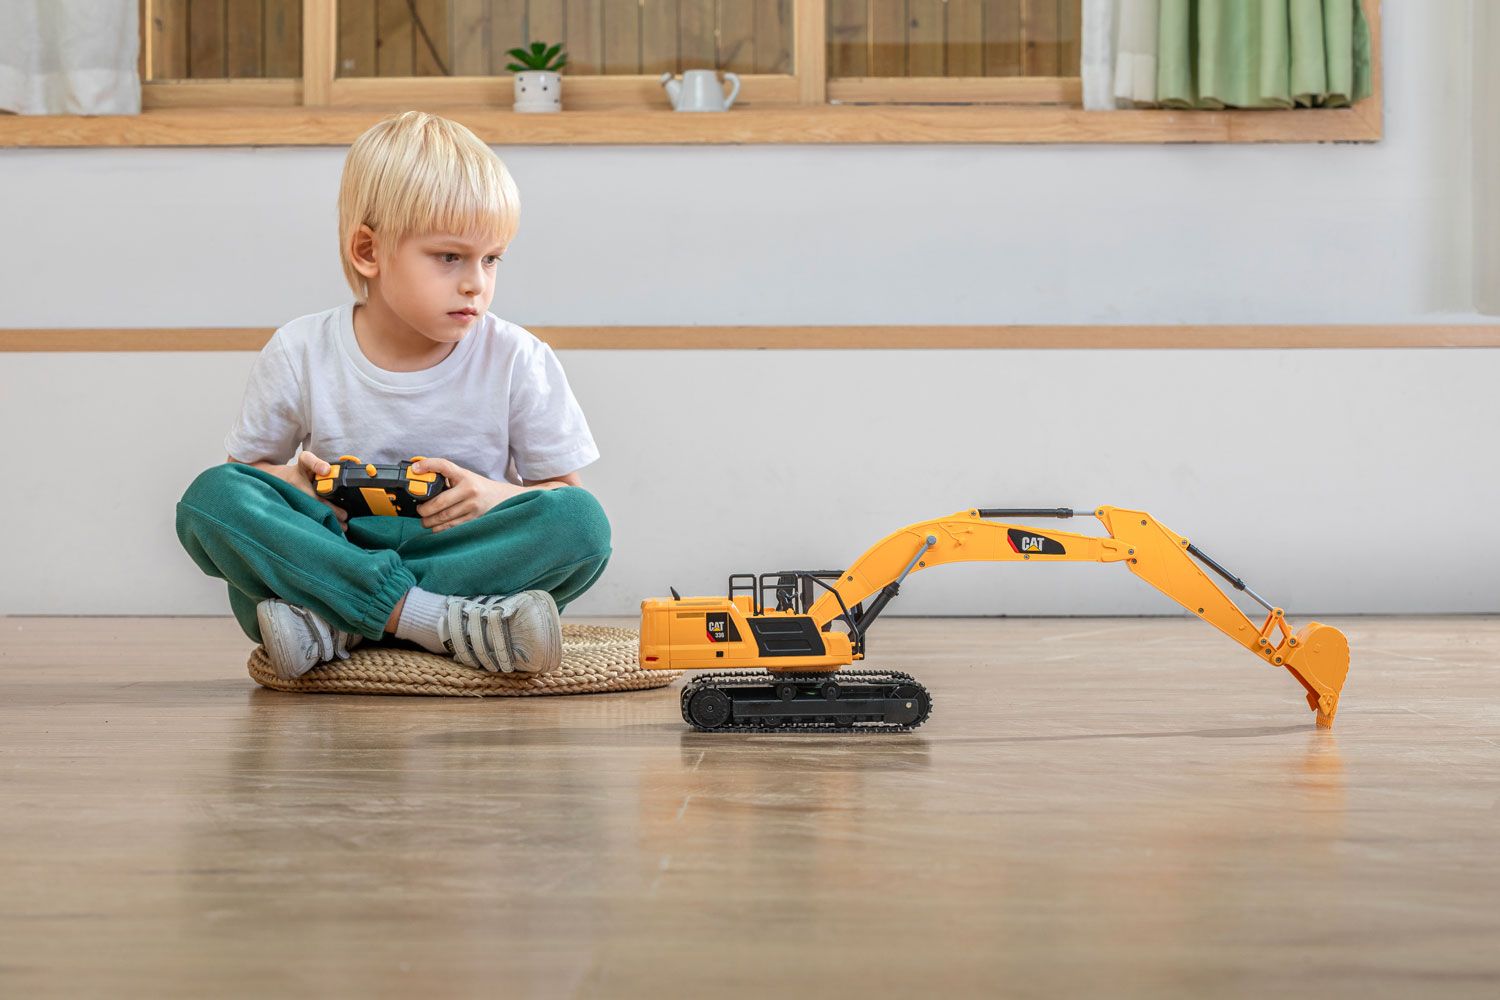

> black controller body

[{"left": 314, "top": 455, "right": 450, "bottom": 518}]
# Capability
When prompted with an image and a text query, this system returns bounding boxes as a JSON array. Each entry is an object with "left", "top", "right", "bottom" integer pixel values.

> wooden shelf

[{"left": 0, "top": 100, "right": 1383, "bottom": 148}]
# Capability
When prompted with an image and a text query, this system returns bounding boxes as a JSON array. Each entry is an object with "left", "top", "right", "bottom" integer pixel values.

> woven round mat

[{"left": 248, "top": 623, "right": 678, "bottom": 697}]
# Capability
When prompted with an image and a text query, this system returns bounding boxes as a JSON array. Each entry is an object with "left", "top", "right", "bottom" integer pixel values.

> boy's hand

[
  {"left": 287, "top": 451, "right": 349, "bottom": 532},
  {"left": 412, "top": 456, "right": 563, "bottom": 533}
]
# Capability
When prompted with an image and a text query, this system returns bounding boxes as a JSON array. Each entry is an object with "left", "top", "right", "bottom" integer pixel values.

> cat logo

[
  {"left": 1006, "top": 528, "right": 1067, "bottom": 556},
  {"left": 705, "top": 612, "right": 740, "bottom": 643}
]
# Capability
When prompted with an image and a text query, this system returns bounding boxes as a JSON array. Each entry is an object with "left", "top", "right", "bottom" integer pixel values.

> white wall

[
  {"left": 2, "top": 0, "right": 1495, "bottom": 617},
  {"left": 1475, "top": 0, "right": 1500, "bottom": 314}
]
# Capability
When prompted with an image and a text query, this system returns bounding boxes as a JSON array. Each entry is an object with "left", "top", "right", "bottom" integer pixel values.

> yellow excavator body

[{"left": 639, "top": 595, "right": 856, "bottom": 672}]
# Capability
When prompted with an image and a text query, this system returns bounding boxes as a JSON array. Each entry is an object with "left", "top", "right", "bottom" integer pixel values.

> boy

[{"left": 176, "top": 111, "right": 610, "bottom": 680}]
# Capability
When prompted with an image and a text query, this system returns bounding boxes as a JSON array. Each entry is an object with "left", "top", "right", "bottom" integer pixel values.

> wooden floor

[{"left": 2, "top": 615, "right": 1498, "bottom": 999}]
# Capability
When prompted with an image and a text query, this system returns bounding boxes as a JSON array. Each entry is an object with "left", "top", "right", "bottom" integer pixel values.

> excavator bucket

[{"left": 1282, "top": 622, "right": 1350, "bottom": 728}]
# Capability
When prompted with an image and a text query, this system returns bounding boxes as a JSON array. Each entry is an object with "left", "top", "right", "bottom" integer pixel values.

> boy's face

[{"left": 361, "top": 227, "right": 506, "bottom": 343}]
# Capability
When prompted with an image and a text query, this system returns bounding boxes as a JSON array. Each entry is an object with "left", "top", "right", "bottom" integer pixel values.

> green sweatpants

[{"left": 175, "top": 463, "right": 612, "bottom": 644}]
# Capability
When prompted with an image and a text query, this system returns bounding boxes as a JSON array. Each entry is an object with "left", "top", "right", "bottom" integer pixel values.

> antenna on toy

[{"left": 670, "top": 586, "right": 681, "bottom": 600}]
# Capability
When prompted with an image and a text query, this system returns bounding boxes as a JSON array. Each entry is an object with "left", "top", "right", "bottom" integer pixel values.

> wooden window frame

[{"left": 0, "top": 0, "right": 1382, "bottom": 147}]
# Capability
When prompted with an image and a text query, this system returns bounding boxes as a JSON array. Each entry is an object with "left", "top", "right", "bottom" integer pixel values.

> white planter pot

[{"left": 513, "top": 71, "right": 561, "bottom": 113}]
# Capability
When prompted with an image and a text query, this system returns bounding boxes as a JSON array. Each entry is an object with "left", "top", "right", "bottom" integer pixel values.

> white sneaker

[
  {"left": 439, "top": 590, "right": 562, "bottom": 674},
  {"left": 255, "top": 599, "right": 364, "bottom": 680}
]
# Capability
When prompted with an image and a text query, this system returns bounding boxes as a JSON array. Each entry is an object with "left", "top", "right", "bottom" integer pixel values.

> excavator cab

[{"left": 640, "top": 571, "right": 861, "bottom": 675}]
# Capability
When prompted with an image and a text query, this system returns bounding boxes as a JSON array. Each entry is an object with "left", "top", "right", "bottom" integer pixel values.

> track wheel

[{"left": 686, "top": 687, "right": 732, "bottom": 730}]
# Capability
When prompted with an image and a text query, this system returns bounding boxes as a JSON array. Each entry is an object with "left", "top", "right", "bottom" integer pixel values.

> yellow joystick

[{"left": 405, "top": 456, "right": 438, "bottom": 483}]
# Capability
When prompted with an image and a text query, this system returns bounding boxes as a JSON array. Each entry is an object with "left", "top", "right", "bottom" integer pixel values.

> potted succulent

[{"left": 507, "top": 42, "right": 567, "bottom": 113}]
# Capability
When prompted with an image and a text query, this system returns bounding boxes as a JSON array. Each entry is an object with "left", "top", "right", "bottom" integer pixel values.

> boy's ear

[{"left": 349, "top": 224, "right": 380, "bottom": 279}]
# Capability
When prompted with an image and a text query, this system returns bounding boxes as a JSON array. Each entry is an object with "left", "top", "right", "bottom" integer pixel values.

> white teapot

[{"left": 660, "top": 69, "right": 741, "bottom": 112}]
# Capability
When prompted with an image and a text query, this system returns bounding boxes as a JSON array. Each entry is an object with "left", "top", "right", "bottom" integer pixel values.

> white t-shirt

[{"left": 224, "top": 303, "right": 599, "bottom": 483}]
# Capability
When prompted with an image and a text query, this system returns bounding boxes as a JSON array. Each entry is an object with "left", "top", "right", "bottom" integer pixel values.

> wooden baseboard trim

[{"left": 2, "top": 325, "right": 1498, "bottom": 352}]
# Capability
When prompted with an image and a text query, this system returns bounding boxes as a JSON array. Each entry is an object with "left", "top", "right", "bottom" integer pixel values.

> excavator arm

[{"left": 804, "top": 506, "right": 1348, "bottom": 727}]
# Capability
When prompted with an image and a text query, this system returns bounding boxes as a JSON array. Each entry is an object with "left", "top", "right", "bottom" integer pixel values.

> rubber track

[{"left": 680, "top": 668, "right": 933, "bottom": 733}]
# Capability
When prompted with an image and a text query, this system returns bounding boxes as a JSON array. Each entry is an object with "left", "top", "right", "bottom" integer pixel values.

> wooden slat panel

[
  {"left": 678, "top": 0, "right": 715, "bottom": 69},
  {"left": 527, "top": 1, "right": 566, "bottom": 62},
  {"left": 1058, "top": 0, "right": 1080, "bottom": 79},
  {"left": 449, "top": 0, "right": 491, "bottom": 75},
  {"left": 1021, "top": 0, "right": 1060, "bottom": 76},
  {"left": 827, "top": 0, "right": 868, "bottom": 78},
  {"left": 488, "top": 0, "right": 528, "bottom": 73},
  {"left": 755, "top": 0, "right": 792, "bottom": 74},
  {"left": 983, "top": 0, "right": 1022, "bottom": 77},
  {"left": 565, "top": 0, "right": 603, "bottom": 75},
  {"left": 226, "top": 0, "right": 263, "bottom": 78},
  {"left": 263, "top": 0, "right": 302, "bottom": 77},
  {"left": 143, "top": 78, "right": 301, "bottom": 106},
  {"left": 151, "top": 0, "right": 191, "bottom": 79},
  {"left": 303, "top": 0, "right": 335, "bottom": 101},
  {"left": 602, "top": 0, "right": 643, "bottom": 74},
  {"left": 907, "top": 0, "right": 944, "bottom": 76},
  {"left": 188, "top": 0, "right": 227, "bottom": 78},
  {"left": 153, "top": 0, "right": 1090, "bottom": 85},
  {"left": 376, "top": 0, "right": 415, "bottom": 76},
  {"left": 795, "top": 0, "right": 825, "bottom": 101},
  {"left": 948, "top": 0, "right": 985, "bottom": 77},
  {"left": 411, "top": 0, "right": 451, "bottom": 75},
  {"left": 5, "top": 325, "right": 1492, "bottom": 352},
  {"left": 870, "top": 0, "right": 906, "bottom": 77},
  {"left": 828, "top": 75, "right": 1076, "bottom": 102},
  {"left": 720, "top": 0, "right": 758, "bottom": 74},
  {"left": 338, "top": 0, "right": 377, "bottom": 76},
  {"left": 641, "top": 0, "right": 679, "bottom": 74}
]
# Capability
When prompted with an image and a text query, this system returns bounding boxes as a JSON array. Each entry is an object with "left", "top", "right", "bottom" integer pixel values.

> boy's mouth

[{"left": 447, "top": 308, "right": 478, "bottom": 321}]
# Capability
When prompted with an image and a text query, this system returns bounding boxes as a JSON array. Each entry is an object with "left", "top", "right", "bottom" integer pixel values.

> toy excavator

[{"left": 639, "top": 506, "right": 1350, "bottom": 734}]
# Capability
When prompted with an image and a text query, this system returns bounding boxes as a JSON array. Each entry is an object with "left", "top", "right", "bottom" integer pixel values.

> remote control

[{"left": 313, "top": 455, "right": 450, "bottom": 518}]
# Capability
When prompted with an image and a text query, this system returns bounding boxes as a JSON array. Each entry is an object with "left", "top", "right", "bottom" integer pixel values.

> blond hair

[{"left": 338, "top": 111, "right": 521, "bottom": 301}]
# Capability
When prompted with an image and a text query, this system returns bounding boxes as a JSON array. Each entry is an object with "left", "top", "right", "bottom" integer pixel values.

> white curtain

[
  {"left": 1081, "top": 0, "right": 1118, "bottom": 111},
  {"left": 0, "top": 0, "right": 140, "bottom": 115},
  {"left": 1113, "top": 0, "right": 1160, "bottom": 107},
  {"left": 1082, "top": 0, "right": 1160, "bottom": 110}
]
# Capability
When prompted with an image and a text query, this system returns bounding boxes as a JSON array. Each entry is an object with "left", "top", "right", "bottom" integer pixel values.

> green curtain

[{"left": 1157, "top": 0, "right": 1373, "bottom": 109}]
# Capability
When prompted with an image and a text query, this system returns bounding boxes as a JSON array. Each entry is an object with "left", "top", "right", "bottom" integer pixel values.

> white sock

[{"left": 394, "top": 586, "right": 448, "bottom": 654}]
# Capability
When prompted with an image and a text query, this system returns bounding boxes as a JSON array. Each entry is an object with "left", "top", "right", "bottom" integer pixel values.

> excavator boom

[{"left": 642, "top": 506, "right": 1351, "bottom": 732}]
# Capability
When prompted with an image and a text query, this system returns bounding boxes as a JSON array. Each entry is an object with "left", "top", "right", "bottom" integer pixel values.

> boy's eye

[{"left": 435, "top": 253, "right": 501, "bottom": 265}]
